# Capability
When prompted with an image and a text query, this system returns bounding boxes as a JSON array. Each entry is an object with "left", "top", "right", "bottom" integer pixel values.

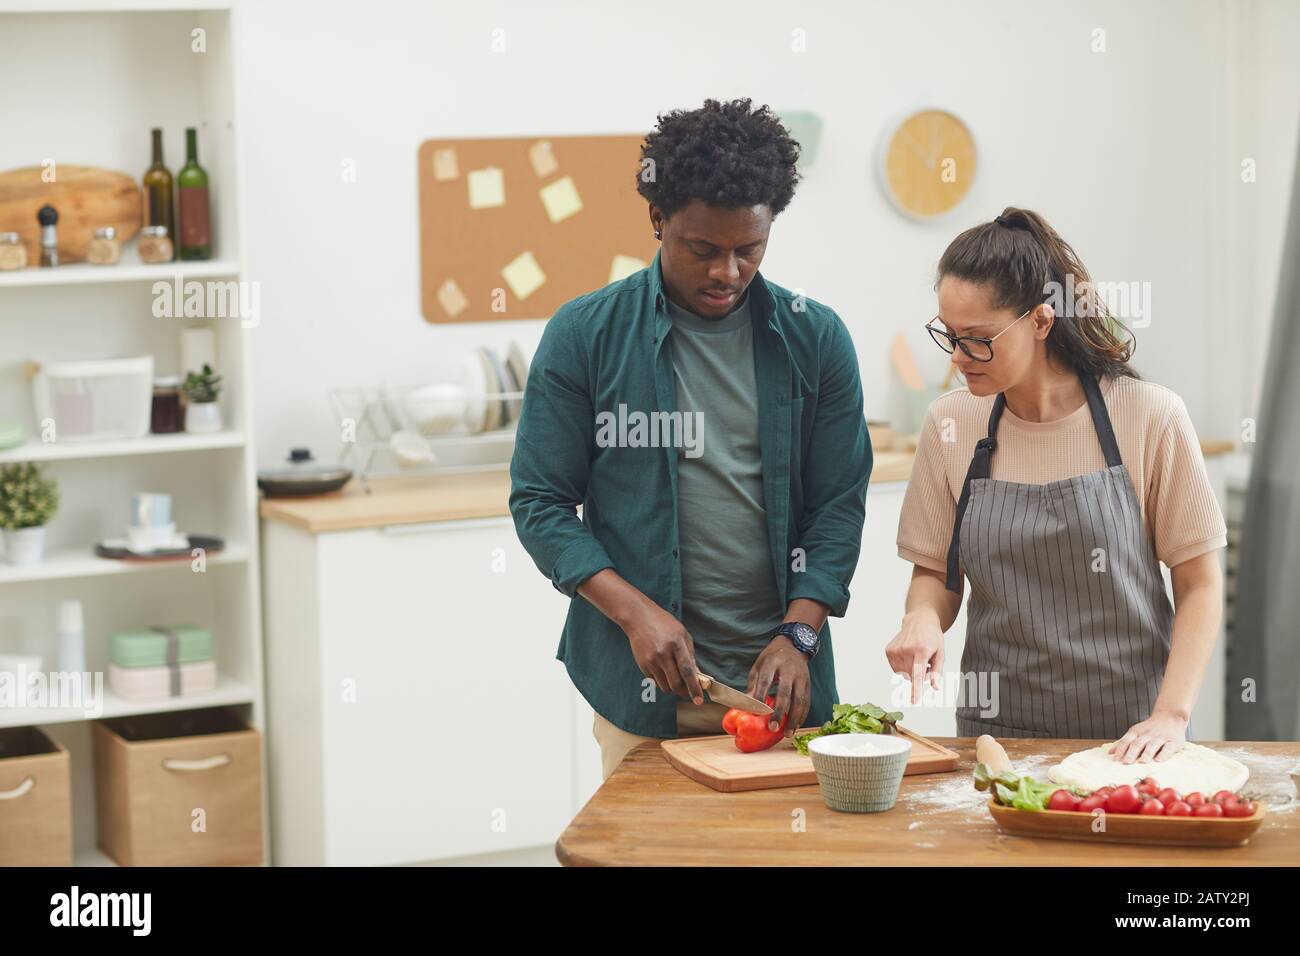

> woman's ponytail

[{"left": 938, "top": 206, "right": 1138, "bottom": 380}]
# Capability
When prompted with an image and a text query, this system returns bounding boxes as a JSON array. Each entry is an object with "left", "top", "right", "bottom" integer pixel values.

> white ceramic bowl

[
  {"left": 808, "top": 732, "right": 913, "bottom": 812},
  {"left": 404, "top": 383, "right": 468, "bottom": 436}
]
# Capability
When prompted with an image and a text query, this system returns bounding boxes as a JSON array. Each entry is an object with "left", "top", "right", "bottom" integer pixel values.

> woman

[{"left": 888, "top": 207, "right": 1226, "bottom": 764}]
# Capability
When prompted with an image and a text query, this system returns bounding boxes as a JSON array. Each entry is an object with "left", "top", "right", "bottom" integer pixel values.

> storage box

[
  {"left": 110, "top": 625, "right": 213, "bottom": 669},
  {"left": 109, "top": 660, "right": 217, "bottom": 700},
  {"left": 94, "top": 708, "right": 263, "bottom": 866},
  {"left": 32, "top": 355, "right": 153, "bottom": 442},
  {"left": 0, "top": 726, "right": 72, "bottom": 866}
]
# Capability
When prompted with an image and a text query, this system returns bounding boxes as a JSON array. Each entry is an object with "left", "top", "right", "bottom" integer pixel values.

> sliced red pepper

[{"left": 722, "top": 696, "right": 788, "bottom": 753}]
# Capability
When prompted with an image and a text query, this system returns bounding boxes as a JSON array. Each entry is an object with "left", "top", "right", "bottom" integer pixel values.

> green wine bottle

[
  {"left": 177, "top": 127, "right": 211, "bottom": 260},
  {"left": 142, "top": 128, "right": 175, "bottom": 261}
]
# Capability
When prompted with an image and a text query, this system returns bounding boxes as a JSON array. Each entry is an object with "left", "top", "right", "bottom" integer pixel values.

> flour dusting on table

[{"left": 1216, "top": 748, "right": 1300, "bottom": 814}]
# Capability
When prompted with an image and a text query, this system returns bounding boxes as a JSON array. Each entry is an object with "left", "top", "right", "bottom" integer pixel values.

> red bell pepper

[{"left": 721, "top": 696, "right": 788, "bottom": 753}]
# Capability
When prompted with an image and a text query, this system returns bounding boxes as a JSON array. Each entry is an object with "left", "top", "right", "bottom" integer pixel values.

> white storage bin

[{"left": 33, "top": 356, "right": 154, "bottom": 441}]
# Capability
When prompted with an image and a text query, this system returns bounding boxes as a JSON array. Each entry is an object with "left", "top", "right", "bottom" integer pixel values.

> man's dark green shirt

[{"left": 509, "top": 252, "right": 871, "bottom": 738}]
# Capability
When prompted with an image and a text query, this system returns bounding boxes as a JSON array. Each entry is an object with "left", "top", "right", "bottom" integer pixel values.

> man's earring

[{"left": 654, "top": 230, "right": 661, "bottom": 240}]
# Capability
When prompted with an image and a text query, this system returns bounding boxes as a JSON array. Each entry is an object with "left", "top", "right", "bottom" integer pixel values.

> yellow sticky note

[
  {"left": 501, "top": 251, "right": 546, "bottom": 300},
  {"left": 539, "top": 175, "right": 583, "bottom": 224},
  {"left": 436, "top": 278, "right": 469, "bottom": 318},
  {"left": 608, "top": 255, "right": 647, "bottom": 284},
  {"left": 529, "top": 140, "right": 559, "bottom": 178},
  {"left": 468, "top": 167, "right": 505, "bottom": 209},
  {"left": 432, "top": 148, "right": 458, "bottom": 181}
]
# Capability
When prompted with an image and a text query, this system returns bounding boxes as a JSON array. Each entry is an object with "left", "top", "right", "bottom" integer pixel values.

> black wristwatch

[{"left": 775, "top": 621, "right": 820, "bottom": 659}]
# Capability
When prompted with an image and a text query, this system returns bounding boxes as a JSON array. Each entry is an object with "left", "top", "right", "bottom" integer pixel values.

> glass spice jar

[
  {"left": 0, "top": 232, "right": 27, "bottom": 271},
  {"left": 138, "top": 225, "right": 174, "bottom": 264},
  {"left": 87, "top": 226, "right": 121, "bottom": 265},
  {"left": 150, "top": 376, "right": 183, "bottom": 434}
]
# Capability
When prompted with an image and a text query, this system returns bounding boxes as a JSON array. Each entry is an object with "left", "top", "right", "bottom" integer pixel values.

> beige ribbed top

[{"left": 897, "top": 375, "right": 1227, "bottom": 572}]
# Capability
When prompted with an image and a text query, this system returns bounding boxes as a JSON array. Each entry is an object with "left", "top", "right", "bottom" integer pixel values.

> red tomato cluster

[{"left": 1046, "top": 777, "right": 1256, "bottom": 817}]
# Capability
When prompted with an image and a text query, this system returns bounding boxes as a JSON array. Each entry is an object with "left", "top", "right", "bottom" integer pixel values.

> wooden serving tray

[
  {"left": 988, "top": 799, "right": 1268, "bottom": 847},
  {"left": 661, "top": 724, "right": 959, "bottom": 793}
]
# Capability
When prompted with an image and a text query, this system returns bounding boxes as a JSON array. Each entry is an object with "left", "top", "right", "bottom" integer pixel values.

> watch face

[{"left": 785, "top": 623, "right": 817, "bottom": 650}]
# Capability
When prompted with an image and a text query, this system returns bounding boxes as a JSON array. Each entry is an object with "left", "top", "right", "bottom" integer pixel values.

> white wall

[{"left": 231, "top": 0, "right": 1300, "bottom": 466}]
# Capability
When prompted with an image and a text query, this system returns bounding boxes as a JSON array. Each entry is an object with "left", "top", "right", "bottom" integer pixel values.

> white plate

[{"left": 458, "top": 350, "right": 489, "bottom": 434}]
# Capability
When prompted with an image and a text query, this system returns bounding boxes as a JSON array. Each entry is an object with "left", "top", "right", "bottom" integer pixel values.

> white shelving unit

[
  {"left": 0, "top": 0, "right": 267, "bottom": 866},
  {"left": 0, "top": 429, "right": 246, "bottom": 463}
]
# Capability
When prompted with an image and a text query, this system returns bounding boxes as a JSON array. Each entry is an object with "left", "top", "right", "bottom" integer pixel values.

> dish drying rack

[{"left": 327, "top": 384, "right": 523, "bottom": 491}]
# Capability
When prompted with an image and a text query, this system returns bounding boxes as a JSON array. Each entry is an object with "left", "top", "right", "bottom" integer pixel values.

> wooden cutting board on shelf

[
  {"left": 661, "top": 724, "right": 959, "bottom": 793},
  {"left": 0, "top": 165, "right": 142, "bottom": 264}
]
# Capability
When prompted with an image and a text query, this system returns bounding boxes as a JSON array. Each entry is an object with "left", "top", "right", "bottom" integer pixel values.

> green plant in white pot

[
  {"left": 183, "top": 363, "right": 223, "bottom": 434},
  {"left": 0, "top": 462, "right": 59, "bottom": 565}
]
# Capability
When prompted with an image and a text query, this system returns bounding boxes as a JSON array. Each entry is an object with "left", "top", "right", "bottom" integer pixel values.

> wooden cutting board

[
  {"left": 662, "top": 724, "right": 960, "bottom": 792},
  {"left": 0, "top": 165, "right": 142, "bottom": 264}
]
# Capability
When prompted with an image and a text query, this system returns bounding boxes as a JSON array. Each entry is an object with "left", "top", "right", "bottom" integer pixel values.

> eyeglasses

[{"left": 925, "top": 307, "right": 1034, "bottom": 363}]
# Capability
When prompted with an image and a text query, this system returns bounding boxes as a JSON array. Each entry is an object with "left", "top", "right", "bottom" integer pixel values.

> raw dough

[{"left": 1048, "top": 741, "right": 1248, "bottom": 794}]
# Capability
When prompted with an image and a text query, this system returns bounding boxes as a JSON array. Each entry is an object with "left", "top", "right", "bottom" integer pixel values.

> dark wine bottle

[
  {"left": 177, "top": 127, "right": 211, "bottom": 260},
  {"left": 142, "top": 128, "right": 175, "bottom": 261}
]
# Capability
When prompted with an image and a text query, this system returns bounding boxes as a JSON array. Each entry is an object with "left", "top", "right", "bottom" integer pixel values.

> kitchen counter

[
  {"left": 555, "top": 736, "right": 1300, "bottom": 866},
  {"left": 260, "top": 440, "right": 1234, "bottom": 534},
  {"left": 258, "top": 451, "right": 919, "bottom": 533}
]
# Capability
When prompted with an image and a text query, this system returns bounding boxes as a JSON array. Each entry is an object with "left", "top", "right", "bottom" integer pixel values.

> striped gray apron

[{"left": 945, "top": 372, "right": 1174, "bottom": 739}]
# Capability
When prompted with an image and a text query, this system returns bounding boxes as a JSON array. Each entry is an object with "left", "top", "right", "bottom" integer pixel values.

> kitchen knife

[{"left": 696, "top": 673, "right": 773, "bottom": 716}]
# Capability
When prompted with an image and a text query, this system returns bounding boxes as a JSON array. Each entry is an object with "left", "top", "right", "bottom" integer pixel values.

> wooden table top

[{"left": 556, "top": 737, "right": 1300, "bottom": 866}]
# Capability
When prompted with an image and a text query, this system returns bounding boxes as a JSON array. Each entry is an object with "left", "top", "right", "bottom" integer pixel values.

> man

[{"left": 510, "top": 98, "right": 870, "bottom": 780}]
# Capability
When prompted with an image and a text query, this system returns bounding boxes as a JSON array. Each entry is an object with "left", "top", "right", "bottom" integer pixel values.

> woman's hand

[
  {"left": 1110, "top": 710, "right": 1188, "bottom": 764},
  {"left": 885, "top": 610, "right": 945, "bottom": 705}
]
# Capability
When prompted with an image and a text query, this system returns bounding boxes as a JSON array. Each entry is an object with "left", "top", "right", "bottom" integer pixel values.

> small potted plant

[
  {"left": 183, "top": 363, "right": 223, "bottom": 434},
  {"left": 0, "top": 462, "right": 59, "bottom": 565}
]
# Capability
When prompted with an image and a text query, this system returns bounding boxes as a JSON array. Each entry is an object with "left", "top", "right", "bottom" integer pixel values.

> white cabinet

[
  {"left": 263, "top": 515, "right": 573, "bottom": 865},
  {"left": 834, "top": 483, "right": 969, "bottom": 738}
]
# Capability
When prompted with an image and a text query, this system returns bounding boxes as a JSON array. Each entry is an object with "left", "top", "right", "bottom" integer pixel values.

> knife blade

[{"left": 696, "top": 673, "right": 773, "bottom": 716}]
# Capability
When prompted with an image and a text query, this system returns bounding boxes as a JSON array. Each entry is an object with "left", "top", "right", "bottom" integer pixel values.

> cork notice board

[{"left": 418, "top": 134, "right": 660, "bottom": 324}]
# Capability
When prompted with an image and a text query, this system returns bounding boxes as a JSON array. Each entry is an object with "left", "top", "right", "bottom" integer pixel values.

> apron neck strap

[{"left": 1080, "top": 372, "right": 1123, "bottom": 468}]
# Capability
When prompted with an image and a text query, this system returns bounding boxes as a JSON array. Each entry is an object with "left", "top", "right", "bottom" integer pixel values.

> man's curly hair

[{"left": 636, "top": 98, "right": 801, "bottom": 217}]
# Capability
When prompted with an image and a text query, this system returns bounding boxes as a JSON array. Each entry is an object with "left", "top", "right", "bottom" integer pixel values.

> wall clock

[{"left": 878, "top": 108, "right": 977, "bottom": 219}]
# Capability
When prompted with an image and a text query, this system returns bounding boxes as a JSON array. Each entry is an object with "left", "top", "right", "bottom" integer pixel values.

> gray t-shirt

[{"left": 666, "top": 291, "right": 784, "bottom": 696}]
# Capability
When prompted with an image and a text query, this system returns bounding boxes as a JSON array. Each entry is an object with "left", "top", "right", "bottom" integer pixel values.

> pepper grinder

[{"left": 38, "top": 204, "right": 59, "bottom": 267}]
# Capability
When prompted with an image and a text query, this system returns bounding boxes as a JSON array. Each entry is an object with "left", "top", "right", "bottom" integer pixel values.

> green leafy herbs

[
  {"left": 974, "top": 761, "right": 1084, "bottom": 811},
  {"left": 792, "top": 702, "right": 903, "bottom": 755}
]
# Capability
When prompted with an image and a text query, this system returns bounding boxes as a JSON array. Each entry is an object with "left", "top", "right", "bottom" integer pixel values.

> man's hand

[
  {"left": 622, "top": 601, "right": 705, "bottom": 704},
  {"left": 746, "top": 635, "right": 811, "bottom": 737}
]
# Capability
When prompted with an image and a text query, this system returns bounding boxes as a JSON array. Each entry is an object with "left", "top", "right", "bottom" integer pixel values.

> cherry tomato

[
  {"left": 1105, "top": 784, "right": 1143, "bottom": 814},
  {"left": 1140, "top": 776, "right": 1159, "bottom": 788},
  {"left": 1139, "top": 798, "right": 1166, "bottom": 815},
  {"left": 1224, "top": 799, "right": 1256, "bottom": 818},
  {"left": 1165, "top": 800, "right": 1193, "bottom": 816},
  {"left": 1078, "top": 794, "right": 1107, "bottom": 813},
  {"left": 1194, "top": 803, "right": 1224, "bottom": 817},
  {"left": 1157, "top": 787, "right": 1181, "bottom": 806},
  {"left": 1212, "top": 790, "right": 1237, "bottom": 805},
  {"left": 1047, "top": 789, "right": 1079, "bottom": 812},
  {"left": 1137, "top": 782, "right": 1160, "bottom": 797},
  {"left": 1184, "top": 792, "right": 1206, "bottom": 807}
]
